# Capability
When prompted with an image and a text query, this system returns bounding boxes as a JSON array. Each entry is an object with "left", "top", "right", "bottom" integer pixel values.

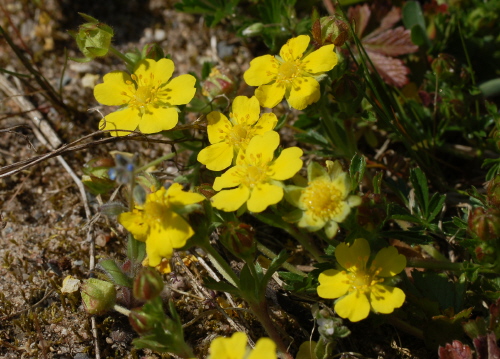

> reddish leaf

[
  {"left": 438, "top": 340, "right": 473, "bottom": 359},
  {"left": 348, "top": 4, "right": 371, "bottom": 38},
  {"left": 487, "top": 332, "right": 500, "bottom": 359},
  {"left": 363, "top": 27, "right": 418, "bottom": 57},
  {"left": 372, "top": 7, "right": 402, "bottom": 35},
  {"left": 364, "top": 50, "right": 410, "bottom": 87}
]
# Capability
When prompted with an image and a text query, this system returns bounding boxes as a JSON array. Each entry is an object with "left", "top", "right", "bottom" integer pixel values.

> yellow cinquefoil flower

[
  {"left": 208, "top": 332, "right": 276, "bottom": 359},
  {"left": 197, "top": 96, "right": 278, "bottom": 171},
  {"left": 211, "top": 131, "right": 303, "bottom": 213},
  {"left": 243, "top": 35, "right": 338, "bottom": 110},
  {"left": 317, "top": 238, "right": 406, "bottom": 322},
  {"left": 285, "top": 161, "right": 361, "bottom": 239},
  {"left": 95, "top": 58, "right": 196, "bottom": 136},
  {"left": 118, "top": 183, "right": 204, "bottom": 267}
]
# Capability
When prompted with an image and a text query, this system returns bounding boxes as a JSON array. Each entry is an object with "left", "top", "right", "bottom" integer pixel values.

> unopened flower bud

[
  {"left": 81, "top": 278, "right": 116, "bottom": 315},
  {"left": 487, "top": 175, "right": 500, "bottom": 207},
  {"left": 311, "top": 16, "right": 349, "bottom": 48},
  {"left": 69, "top": 13, "right": 113, "bottom": 62},
  {"left": 129, "top": 308, "right": 155, "bottom": 334},
  {"left": 202, "top": 67, "right": 236, "bottom": 99},
  {"left": 331, "top": 73, "right": 364, "bottom": 103},
  {"left": 133, "top": 267, "right": 164, "bottom": 301},
  {"left": 242, "top": 22, "right": 264, "bottom": 37},
  {"left": 431, "top": 54, "right": 457, "bottom": 80},
  {"left": 468, "top": 207, "right": 500, "bottom": 241},
  {"left": 196, "top": 183, "right": 217, "bottom": 199},
  {"left": 220, "top": 222, "right": 256, "bottom": 260}
]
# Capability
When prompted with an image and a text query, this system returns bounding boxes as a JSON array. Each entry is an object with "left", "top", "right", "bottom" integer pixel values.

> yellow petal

[
  {"left": 243, "top": 55, "right": 279, "bottom": 86},
  {"left": 94, "top": 71, "right": 133, "bottom": 106},
  {"left": 370, "top": 285, "right": 405, "bottom": 314},
  {"left": 317, "top": 269, "right": 350, "bottom": 299},
  {"left": 279, "top": 35, "right": 310, "bottom": 62},
  {"left": 329, "top": 201, "right": 351, "bottom": 223},
  {"left": 335, "top": 238, "right": 370, "bottom": 273},
  {"left": 298, "top": 211, "right": 326, "bottom": 231},
  {"left": 240, "top": 131, "right": 279, "bottom": 165},
  {"left": 231, "top": 96, "right": 260, "bottom": 125},
  {"left": 247, "top": 183, "right": 283, "bottom": 213},
  {"left": 146, "top": 211, "right": 194, "bottom": 267},
  {"left": 211, "top": 186, "right": 250, "bottom": 212},
  {"left": 209, "top": 332, "right": 247, "bottom": 359},
  {"left": 213, "top": 166, "right": 244, "bottom": 191},
  {"left": 287, "top": 77, "right": 320, "bottom": 110},
  {"left": 302, "top": 44, "right": 338, "bottom": 73},
  {"left": 248, "top": 337, "right": 277, "bottom": 359},
  {"left": 118, "top": 210, "right": 148, "bottom": 241},
  {"left": 252, "top": 113, "right": 278, "bottom": 135},
  {"left": 324, "top": 220, "right": 339, "bottom": 239},
  {"left": 371, "top": 246, "right": 406, "bottom": 277},
  {"left": 100, "top": 107, "right": 140, "bottom": 136},
  {"left": 268, "top": 146, "right": 303, "bottom": 180},
  {"left": 335, "top": 290, "right": 371, "bottom": 322},
  {"left": 134, "top": 58, "right": 173, "bottom": 84},
  {"left": 255, "top": 82, "right": 286, "bottom": 109},
  {"left": 207, "top": 111, "right": 231, "bottom": 144},
  {"left": 166, "top": 183, "right": 205, "bottom": 206},
  {"left": 159, "top": 74, "right": 196, "bottom": 105},
  {"left": 197, "top": 142, "right": 234, "bottom": 171},
  {"left": 139, "top": 106, "right": 178, "bottom": 133}
]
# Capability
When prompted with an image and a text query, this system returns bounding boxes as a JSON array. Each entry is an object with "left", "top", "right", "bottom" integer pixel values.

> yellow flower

[
  {"left": 94, "top": 58, "right": 196, "bottom": 136},
  {"left": 208, "top": 332, "right": 277, "bottom": 359},
  {"left": 211, "top": 131, "right": 303, "bottom": 213},
  {"left": 243, "top": 35, "right": 338, "bottom": 110},
  {"left": 118, "top": 183, "right": 204, "bottom": 267},
  {"left": 317, "top": 238, "right": 406, "bottom": 322},
  {"left": 197, "top": 96, "right": 278, "bottom": 171},
  {"left": 285, "top": 161, "right": 361, "bottom": 239}
]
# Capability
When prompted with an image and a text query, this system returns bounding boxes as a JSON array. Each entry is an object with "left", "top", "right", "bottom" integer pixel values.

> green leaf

[
  {"left": 99, "top": 259, "right": 133, "bottom": 287},
  {"left": 239, "top": 264, "right": 259, "bottom": 302},
  {"left": 427, "top": 193, "right": 446, "bottom": 223},
  {"left": 260, "top": 250, "right": 289, "bottom": 293},
  {"left": 402, "top": 1, "right": 430, "bottom": 47},
  {"left": 349, "top": 153, "right": 366, "bottom": 189},
  {"left": 410, "top": 167, "right": 429, "bottom": 215}
]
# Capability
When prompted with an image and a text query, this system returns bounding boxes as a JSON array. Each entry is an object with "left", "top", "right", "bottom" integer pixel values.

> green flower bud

[
  {"left": 81, "top": 278, "right": 116, "bottom": 315},
  {"left": 241, "top": 22, "right": 264, "bottom": 37},
  {"left": 220, "top": 222, "right": 256, "bottom": 261},
  {"left": 311, "top": 16, "right": 349, "bottom": 48},
  {"left": 431, "top": 54, "right": 458, "bottom": 80},
  {"left": 69, "top": 13, "right": 114, "bottom": 62},
  {"left": 202, "top": 67, "right": 236, "bottom": 99},
  {"left": 133, "top": 267, "right": 164, "bottom": 301},
  {"left": 129, "top": 308, "right": 155, "bottom": 334},
  {"left": 468, "top": 207, "right": 500, "bottom": 241}
]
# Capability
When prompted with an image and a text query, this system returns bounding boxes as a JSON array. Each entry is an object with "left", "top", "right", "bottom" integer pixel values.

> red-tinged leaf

[
  {"left": 474, "top": 336, "right": 488, "bottom": 359},
  {"left": 364, "top": 50, "right": 410, "bottom": 87},
  {"left": 371, "top": 7, "right": 402, "bottom": 35},
  {"left": 348, "top": 4, "right": 371, "bottom": 38},
  {"left": 438, "top": 340, "right": 473, "bottom": 359},
  {"left": 487, "top": 332, "right": 500, "bottom": 359},
  {"left": 363, "top": 27, "right": 418, "bottom": 56}
]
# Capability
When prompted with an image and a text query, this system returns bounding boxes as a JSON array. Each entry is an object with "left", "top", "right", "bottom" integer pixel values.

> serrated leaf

[{"left": 427, "top": 193, "right": 446, "bottom": 222}]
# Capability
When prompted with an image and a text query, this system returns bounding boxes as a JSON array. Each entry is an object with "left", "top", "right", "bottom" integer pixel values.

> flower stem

[
  {"left": 248, "top": 300, "right": 293, "bottom": 359},
  {"left": 135, "top": 153, "right": 175, "bottom": 173},
  {"left": 109, "top": 45, "right": 135, "bottom": 67},
  {"left": 406, "top": 258, "right": 464, "bottom": 272},
  {"left": 113, "top": 304, "right": 131, "bottom": 317},
  {"left": 202, "top": 242, "right": 239, "bottom": 288},
  {"left": 256, "top": 242, "right": 307, "bottom": 277},
  {"left": 386, "top": 315, "right": 424, "bottom": 340}
]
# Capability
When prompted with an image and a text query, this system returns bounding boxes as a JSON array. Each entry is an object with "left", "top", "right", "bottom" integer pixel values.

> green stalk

[
  {"left": 256, "top": 242, "right": 307, "bottom": 277},
  {"left": 202, "top": 242, "right": 239, "bottom": 287},
  {"left": 109, "top": 45, "right": 135, "bottom": 67},
  {"left": 386, "top": 315, "right": 424, "bottom": 340},
  {"left": 406, "top": 258, "right": 464, "bottom": 272},
  {"left": 135, "top": 153, "right": 175, "bottom": 173},
  {"left": 113, "top": 304, "right": 131, "bottom": 317}
]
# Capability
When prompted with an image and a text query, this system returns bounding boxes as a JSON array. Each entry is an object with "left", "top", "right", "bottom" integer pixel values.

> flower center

[
  {"left": 240, "top": 165, "right": 268, "bottom": 188},
  {"left": 301, "top": 178, "right": 343, "bottom": 219},
  {"left": 346, "top": 269, "right": 383, "bottom": 294},
  {"left": 226, "top": 124, "right": 250, "bottom": 148},
  {"left": 276, "top": 60, "right": 301, "bottom": 84},
  {"left": 125, "top": 73, "right": 161, "bottom": 110}
]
